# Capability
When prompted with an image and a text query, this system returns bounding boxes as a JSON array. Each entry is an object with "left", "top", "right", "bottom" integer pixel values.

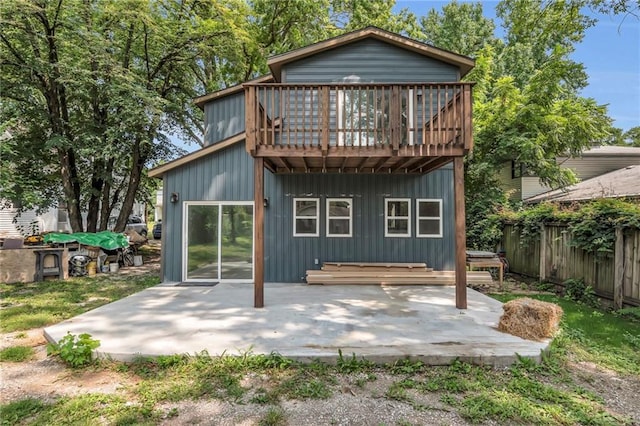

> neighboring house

[
  {"left": 149, "top": 27, "right": 475, "bottom": 308},
  {"left": 0, "top": 204, "right": 71, "bottom": 238},
  {"left": 154, "top": 189, "right": 163, "bottom": 222},
  {"left": 499, "top": 146, "right": 640, "bottom": 201},
  {"left": 0, "top": 202, "right": 147, "bottom": 238},
  {"left": 525, "top": 165, "right": 640, "bottom": 204}
]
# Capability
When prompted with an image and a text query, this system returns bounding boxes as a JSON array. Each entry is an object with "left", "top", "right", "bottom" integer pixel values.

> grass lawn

[
  {"left": 492, "top": 293, "right": 640, "bottom": 375},
  {"left": 1, "top": 281, "right": 639, "bottom": 425},
  {"left": 0, "top": 274, "right": 160, "bottom": 333}
]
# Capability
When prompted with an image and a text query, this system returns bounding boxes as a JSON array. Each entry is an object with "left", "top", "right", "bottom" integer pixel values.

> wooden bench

[{"left": 466, "top": 258, "right": 503, "bottom": 287}]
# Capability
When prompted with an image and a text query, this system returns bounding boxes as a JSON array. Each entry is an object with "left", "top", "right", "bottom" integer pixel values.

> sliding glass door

[
  {"left": 184, "top": 202, "right": 253, "bottom": 282},
  {"left": 220, "top": 205, "right": 253, "bottom": 280}
]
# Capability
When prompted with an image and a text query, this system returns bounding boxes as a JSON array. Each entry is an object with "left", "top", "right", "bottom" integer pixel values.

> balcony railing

[{"left": 245, "top": 82, "right": 473, "bottom": 158}]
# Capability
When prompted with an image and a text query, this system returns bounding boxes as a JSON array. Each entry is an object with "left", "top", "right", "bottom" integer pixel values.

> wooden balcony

[{"left": 245, "top": 82, "right": 473, "bottom": 174}]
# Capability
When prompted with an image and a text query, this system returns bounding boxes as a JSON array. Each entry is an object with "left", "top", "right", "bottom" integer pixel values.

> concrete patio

[{"left": 44, "top": 283, "right": 549, "bottom": 366}]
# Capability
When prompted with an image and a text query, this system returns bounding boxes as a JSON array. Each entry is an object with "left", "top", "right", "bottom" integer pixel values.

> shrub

[
  {"left": 563, "top": 278, "right": 599, "bottom": 307},
  {"left": 47, "top": 332, "right": 100, "bottom": 367}
]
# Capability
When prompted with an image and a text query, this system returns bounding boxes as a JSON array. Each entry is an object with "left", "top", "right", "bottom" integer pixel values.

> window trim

[
  {"left": 326, "top": 198, "right": 353, "bottom": 238},
  {"left": 384, "top": 198, "right": 411, "bottom": 238},
  {"left": 293, "top": 197, "right": 320, "bottom": 237},
  {"left": 416, "top": 198, "right": 443, "bottom": 238}
]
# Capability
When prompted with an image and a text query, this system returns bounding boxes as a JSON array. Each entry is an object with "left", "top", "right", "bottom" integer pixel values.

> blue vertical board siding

[
  {"left": 274, "top": 39, "right": 460, "bottom": 147},
  {"left": 283, "top": 39, "right": 459, "bottom": 83},
  {"left": 203, "top": 92, "right": 245, "bottom": 146},
  {"left": 161, "top": 141, "right": 455, "bottom": 283},
  {"left": 163, "top": 37, "right": 463, "bottom": 282},
  {"left": 162, "top": 142, "right": 253, "bottom": 281},
  {"left": 263, "top": 167, "right": 455, "bottom": 283}
]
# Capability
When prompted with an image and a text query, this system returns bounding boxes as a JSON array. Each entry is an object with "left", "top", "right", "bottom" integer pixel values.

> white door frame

[{"left": 182, "top": 201, "right": 254, "bottom": 283}]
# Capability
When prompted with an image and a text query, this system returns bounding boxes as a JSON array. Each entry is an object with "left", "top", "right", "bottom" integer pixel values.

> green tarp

[{"left": 43, "top": 231, "right": 129, "bottom": 250}]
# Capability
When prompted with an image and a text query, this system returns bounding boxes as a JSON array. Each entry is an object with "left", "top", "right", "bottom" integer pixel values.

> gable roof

[
  {"left": 193, "top": 27, "right": 475, "bottom": 110},
  {"left": 158, "top": 27, "right": 475, "bottom": 177},
  {"left": 524, "top": 165, "right": 640, "bottom": 204},
  {"left": 268, "top": 26, "right": 475, "bottom": 80}
]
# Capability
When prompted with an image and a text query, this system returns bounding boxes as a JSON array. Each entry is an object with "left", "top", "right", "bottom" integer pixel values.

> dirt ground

[
  {"left": 2, "top": 249, "right": 639, "bottom": 425},
  {"left": 2, "top": 332, "right": 639, "bottom": 425}
]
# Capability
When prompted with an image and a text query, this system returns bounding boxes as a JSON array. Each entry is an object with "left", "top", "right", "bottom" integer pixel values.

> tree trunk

[
  {"left": 114, "top": 136, "right": 149, "bottom": 232},
  {"left": 86, "top": 159, "right": 106, "bottom": 232},
  {"left": 98, "top": 158, "right": 115, "bottom": 231},
  {"left": 58, "top": 148, "right": 83, "bottom": 232}
]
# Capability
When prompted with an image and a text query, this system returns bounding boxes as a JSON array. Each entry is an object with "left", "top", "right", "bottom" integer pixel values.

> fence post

[
  {"left": 539, "top": 223, "right": 546, "bottom": 281},
  {"left": 613, "top": 227, "right": 624, "bottom": 309}
]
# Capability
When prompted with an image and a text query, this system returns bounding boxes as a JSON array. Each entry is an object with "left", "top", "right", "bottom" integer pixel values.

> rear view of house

[{"left": 149, "top": 27, "right": 475, "bottom": 308}]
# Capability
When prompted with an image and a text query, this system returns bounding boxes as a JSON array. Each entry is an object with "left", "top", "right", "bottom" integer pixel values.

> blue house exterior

[{"left": 149, "top": 27, "right": 475, "bottom": 308}]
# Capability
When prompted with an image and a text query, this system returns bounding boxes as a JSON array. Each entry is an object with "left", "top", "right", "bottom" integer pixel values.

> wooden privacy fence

[{"left": 502, "top": 223, "right": 640, "bottom": 307}]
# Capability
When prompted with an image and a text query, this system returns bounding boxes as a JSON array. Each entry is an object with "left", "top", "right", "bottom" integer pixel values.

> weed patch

[
  {"left": 0, "top": 398, "right": 48, "bottom": 425},
  {"left": 47, "top": 333, "right": 100, "bottom": 368},
  {"left": 0, "top": 345, "right": 34, "bottom": 362},
  {"left": 336, "top": 349, "right": 375, "bottom": 373},
  {"left": 258, "top": 406, "right": 286, "bottom": 426}
]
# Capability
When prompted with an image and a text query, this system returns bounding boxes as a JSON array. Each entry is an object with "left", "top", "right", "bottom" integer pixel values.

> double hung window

[
  {"left": 326, "top": 198, "right": 352, "bottom": 237},
  {"left": 385, "top": 198, "right": 411, "bottom": 237},
  {"left": 416, "top": 199, "right": 442, "bottom": 237},
  {"left": 293, "top": 198, "right": 319, "bottom": 236}
]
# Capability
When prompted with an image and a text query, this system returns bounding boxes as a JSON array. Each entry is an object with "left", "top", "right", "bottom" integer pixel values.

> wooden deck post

[
  {"left": 245, "top": 85, "right": 257, "bottom": 155},
  {"left": 454, "top": 156, "right": 467, "bottom": 309},
  {"left": 254, "top": 157, "right": 264, "bottom": 308},
  {"left": 320, "top": 86, "right": 330, "bottom": 156}
]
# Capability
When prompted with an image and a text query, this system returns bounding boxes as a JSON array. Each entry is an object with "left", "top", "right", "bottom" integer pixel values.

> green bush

[
  {"left": 47, "top": 332, "right": 100, "bottom": 367},
  {"left": 563, "top": 278, "right": 599, "bottom": 307},
  {"left": 501, "top": 199, "right": 640, "bottom": 257},
  {"left": 615, "top": 307, "right": 640, "bottom": 322}
]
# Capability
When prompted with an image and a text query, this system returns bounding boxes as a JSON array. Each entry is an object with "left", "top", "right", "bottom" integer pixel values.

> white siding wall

[
  {"left": 501, "top": 154, "right": 640, "bottom": 201},
  {"left": 154, "top": 189, "right": 163, "bottom": 222},
  {"left": 559, "top": 156, "right": 640, "bottom": 181},
  {"left": 0, "top": 208, "right": 68, "bottom": 237},
  {"left": 498, "top": 162, "right": 523, "bottom": 201},
  {"left": 521, "top": 177, "right": 550, "bottom": 200}
]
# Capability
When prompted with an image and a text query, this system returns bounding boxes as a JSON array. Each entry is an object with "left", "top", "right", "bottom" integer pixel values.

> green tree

[
  {"left": 420, "top": 1, "right": 497, "bottom": 57},
  {"left": 1, "top": 0, "right": 247, "bottom": 232},
  {"left": 622, "top": 127, "right": 640, "bottom": 146},
  {"left": 420, "top": 1, "right": 613, "bottom": 249},
  {"left": 330, "top": 0, "right": 423, "bottom": 37}
]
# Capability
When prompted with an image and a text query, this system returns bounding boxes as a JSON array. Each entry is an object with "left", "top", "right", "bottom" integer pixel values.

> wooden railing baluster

[{"left": 245, "top": 82, "right": 472, "bottom": 167}]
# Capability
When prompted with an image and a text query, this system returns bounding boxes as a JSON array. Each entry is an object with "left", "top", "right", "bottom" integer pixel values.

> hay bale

[{"left": 498, "top": 297, "right": 563, "bottom": 341}]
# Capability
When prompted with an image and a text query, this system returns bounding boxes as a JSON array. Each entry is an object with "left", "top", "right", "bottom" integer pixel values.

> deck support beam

[
  {"left": 254, "top": 157, "right": 265, "bottom": 308},
  {"left": 454, "top": 156, "right": 467, "bottom": 309}
]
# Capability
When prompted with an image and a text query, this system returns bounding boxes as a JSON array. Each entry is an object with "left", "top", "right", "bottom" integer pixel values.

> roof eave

[
  {"left": 148, "top": 133, "right": 245, "bottom": 178},
  {"left": 193, "top": 75, "right": 273, "bottom": 110}
]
